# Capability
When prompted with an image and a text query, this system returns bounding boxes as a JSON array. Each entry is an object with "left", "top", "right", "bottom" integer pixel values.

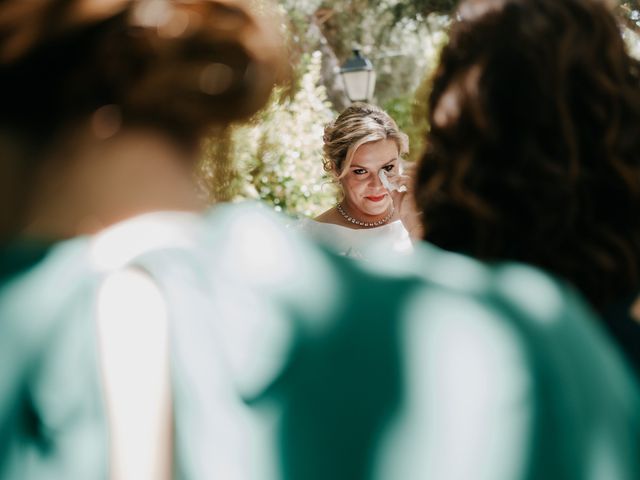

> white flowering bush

[
  {"left": 198, "top": 51, "right": 338, "bottom": 219},
  {"left": 623, "top": 26, "right": 640, "bottom": 60}
]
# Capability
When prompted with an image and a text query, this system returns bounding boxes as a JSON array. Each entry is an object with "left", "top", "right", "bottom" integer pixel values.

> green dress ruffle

[{"left": 0, "top": 238, "right": 108, "bottom": 479}]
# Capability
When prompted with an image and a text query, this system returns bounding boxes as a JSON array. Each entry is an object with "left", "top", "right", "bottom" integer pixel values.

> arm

[{"left": 96, "top": 269, "right": 173, "bottom": 480}]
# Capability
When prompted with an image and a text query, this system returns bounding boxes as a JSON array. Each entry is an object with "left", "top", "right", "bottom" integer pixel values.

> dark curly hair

[{"left": 415, "top": 0, "right": 640, "bottom": 310}]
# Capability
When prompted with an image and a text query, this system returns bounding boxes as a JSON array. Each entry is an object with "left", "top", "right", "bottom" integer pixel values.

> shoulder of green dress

[
  {"left": 354, "top": 240, "right": 493, "bottom": 295},
  {"left": 375, "top": 240, "right": 593, "bottom": 326},
  {"left": 0, "top": 236, "right": 98, "bottom": 343},
  {"left": 1, "top": 236, "right": 95, "bottom": 296},
  {"left": 489, "top": 262, "right": 586, "bottom": 325}
]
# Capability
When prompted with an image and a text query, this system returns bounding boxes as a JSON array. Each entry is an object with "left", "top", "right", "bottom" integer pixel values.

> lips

[{"left": 365, "top": 195, "right": 386, "bottom": 202}]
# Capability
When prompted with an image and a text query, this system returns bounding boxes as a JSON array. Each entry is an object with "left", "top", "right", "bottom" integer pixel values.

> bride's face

[{"left": 340, "top": 139, "right": 399, "bottom": 219}]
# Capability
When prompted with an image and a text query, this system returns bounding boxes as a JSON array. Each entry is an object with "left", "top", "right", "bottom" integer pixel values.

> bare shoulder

[{"left": 314, "top": 207, "right": 342, "bottom": 225}]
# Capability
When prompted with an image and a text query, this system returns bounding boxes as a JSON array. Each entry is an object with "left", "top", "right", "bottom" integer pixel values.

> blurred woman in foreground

[{"left": 0, "top": 1, "right": 286, "bottom": 478}]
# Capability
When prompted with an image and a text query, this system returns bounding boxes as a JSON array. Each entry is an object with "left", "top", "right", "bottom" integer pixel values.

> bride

[{"left": 298, "top": 103, "right": 422, "bottom": 258}]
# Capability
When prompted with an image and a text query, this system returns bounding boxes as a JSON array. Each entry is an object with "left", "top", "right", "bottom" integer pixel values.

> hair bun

[
  {"left": 0, "top": 0, "right": 289, "bottom": 143},
  {"left": 0, "top": 0, "right": 130, "bottom": 63}
]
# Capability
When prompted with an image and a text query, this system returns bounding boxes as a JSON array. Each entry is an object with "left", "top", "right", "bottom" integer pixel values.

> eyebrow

[{"left": 350, "top": 158, "right": 398, "bottom": 169}]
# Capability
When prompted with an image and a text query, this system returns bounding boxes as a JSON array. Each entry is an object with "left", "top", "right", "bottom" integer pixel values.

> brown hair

[
  {"left": 323, "top": 102, "right": 408, "bottom": 179},
  {"left": 0, "top": 0, "right": 287, "bottom": 238},
  {"left": 0, "top": 0, "right": 287, "bottom": 152},
  {"left": 415, "top": 0, "right": 640, "bottom": 309}
]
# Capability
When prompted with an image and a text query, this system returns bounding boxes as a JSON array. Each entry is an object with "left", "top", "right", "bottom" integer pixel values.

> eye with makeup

[{"left": 352, "top": 163, "right": 396, "bottom": 176}]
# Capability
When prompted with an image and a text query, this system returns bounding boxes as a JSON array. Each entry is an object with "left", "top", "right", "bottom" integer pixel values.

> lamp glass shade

[
  {"left": 340, "top": 50, "right": 376, "bottom": 102},
  {"left": 341, "top": 69, "right": 376, "bottom": 103}
]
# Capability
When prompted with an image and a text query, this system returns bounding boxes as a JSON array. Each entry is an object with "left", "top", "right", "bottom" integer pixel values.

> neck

[
  {"left": 22, "top": 129, "right": 205, "bottom": 239},
  {"left": 337, "top": 201, "right": 394, "bottom": 228}
]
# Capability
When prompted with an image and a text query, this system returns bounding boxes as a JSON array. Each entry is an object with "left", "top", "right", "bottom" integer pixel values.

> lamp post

[{"left": 339, "top": 49, "right": 376, "bottom": 103}]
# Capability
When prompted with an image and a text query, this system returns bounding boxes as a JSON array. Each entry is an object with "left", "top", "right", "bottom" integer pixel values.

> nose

[{"left": 369, "top": 171, "right": 383, "bottom": 189}]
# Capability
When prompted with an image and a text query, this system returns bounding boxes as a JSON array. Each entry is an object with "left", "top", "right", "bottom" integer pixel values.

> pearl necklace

[{"left": 336, "top": 202, "right": 394, "bottom": 228}]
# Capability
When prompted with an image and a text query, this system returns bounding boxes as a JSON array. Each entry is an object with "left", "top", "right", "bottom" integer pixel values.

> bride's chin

[
  {"left": 370, "top": 202, "right": 391, "bottom": 213},
  {"left": 365, "top": 208, "right": 387, "bottom": 218}
]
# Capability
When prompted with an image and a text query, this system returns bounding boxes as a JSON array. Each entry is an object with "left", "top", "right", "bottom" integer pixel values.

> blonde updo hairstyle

[{"left": 323, "top": 103, "right": 409, "bottom": 180}]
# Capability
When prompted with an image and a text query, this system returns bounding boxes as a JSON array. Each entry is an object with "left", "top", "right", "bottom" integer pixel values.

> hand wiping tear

[{"left": 379, "top": 169, "right": 408, "bottom": 193}]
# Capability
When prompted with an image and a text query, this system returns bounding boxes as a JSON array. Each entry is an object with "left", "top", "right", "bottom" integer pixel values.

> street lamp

[{"left": 339, "top": 49, "right": 376, "bottom": 103}]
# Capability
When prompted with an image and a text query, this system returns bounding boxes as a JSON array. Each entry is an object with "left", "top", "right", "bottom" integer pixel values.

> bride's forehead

[{"left": 352, "top": 139, "right": 399, "bottom": 165}]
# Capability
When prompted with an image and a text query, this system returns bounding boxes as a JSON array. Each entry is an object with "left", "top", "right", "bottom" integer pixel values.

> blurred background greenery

[{"left": 197, "top": 0, "right": 640, "bottom": 219}]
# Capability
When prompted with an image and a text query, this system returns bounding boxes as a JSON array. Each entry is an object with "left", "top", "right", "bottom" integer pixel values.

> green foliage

[
  {"left": 197, "top": 3, "right": 452, "bottom": 218},
  {"left": 382, "top": 15, "right": 448, "bottom": 163},
  {"left": 383, "top": 95, "right": 427, "bottom": 164},
  {"left": 199, "top": 0, "right": 640, "bottom": 219},
  {"left": 312, "top": 2, "right": 450, "bottom": 109}
]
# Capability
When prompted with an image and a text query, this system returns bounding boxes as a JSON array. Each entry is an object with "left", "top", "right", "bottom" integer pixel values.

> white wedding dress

[{"left": 296, "top": 218, "right": 413, "bottom": 259}]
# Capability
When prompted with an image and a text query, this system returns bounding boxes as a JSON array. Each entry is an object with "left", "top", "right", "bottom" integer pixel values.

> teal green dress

[
  {"left": 255, "top": 239, "right": 640, "bottom": 480},
  {"left": 2, "top": 203, "right": 639, "bottom": 480},
  {"left": 0, "top": 238, "right": 107, "bottom": 479}
]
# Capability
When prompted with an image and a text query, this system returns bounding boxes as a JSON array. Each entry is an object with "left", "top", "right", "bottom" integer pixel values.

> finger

[
  {"left": 390, "top": 188, "right": 407, "bottom": 206},
  {"left": 378, "top": 169, "right": 394, "bottom": 192},
  {"left": 383, "top": 172, "right": 410, "bottom": 193},
  {"left": 391, "top": 174, "right": 410, "bottom": 192}
]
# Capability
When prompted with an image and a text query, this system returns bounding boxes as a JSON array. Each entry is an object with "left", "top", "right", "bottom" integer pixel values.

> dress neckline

[{"left": 307, "top": 218, "right": 404, "bottom": 232}]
